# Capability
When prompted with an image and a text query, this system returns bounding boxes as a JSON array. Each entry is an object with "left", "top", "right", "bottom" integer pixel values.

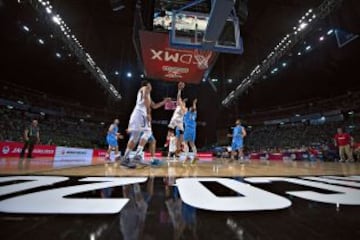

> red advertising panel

[
  {"left": 0, "top": 141, "right": 56, "bottom": 158},
  {"left": 139, "top": 30, "right": 216, "bottom": 83}
]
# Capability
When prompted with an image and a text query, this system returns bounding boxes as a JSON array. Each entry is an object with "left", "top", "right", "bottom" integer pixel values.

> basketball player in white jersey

[
  {"left": 167, "top": 82, "right": 187, "bottom": 155},
  {"left": 121, "top": 80, "right": 170, "bottom": 168}
]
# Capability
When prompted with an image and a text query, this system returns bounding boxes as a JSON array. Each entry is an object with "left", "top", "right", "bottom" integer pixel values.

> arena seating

[{"left": 0, "top": 81, "right": 111, "bottom": 148}]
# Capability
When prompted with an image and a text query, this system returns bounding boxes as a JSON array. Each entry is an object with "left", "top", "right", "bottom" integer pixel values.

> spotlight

[
  {"left": 308, "top": 9, "right": 313, "bottom": 13},
  {"left": 282, "top": 62, "right": 287, "bottom": 67},
  {"left": 126, "top": 72, "right": 132, "bottom": 78},
  {"left": 115, "top": 71, "right": 119, "bottom": 75},
  {"left": 52, "top": 16, "right": 61, "bottom": 25},
  {"left": 305, "top": 45, "right": 311, "bottom": 51},
  {"left": 297, "top": 52, "right": 301, "bottom": 56},
  {"left": 327, "top": 29, "right": 334, "bottom": 35},
  {"left": 299, "top": 22, "right": 308, "bottom": 30},
  {"left": 45, "top": 7, "right": 51, "bottom": 14},
  {"left": 55, "top": 52, "right": 61, "bottom": 58},
  {"left": 140, "top": 74, "right": 144, "bottom": 78},
  {"left": 38, "top": 38, "right": 44, "bottom": 44},
  {"left": 202, "top": 78, "right": 206, "bottom": 82},
  {"left": 319, "top": 36, "right": 324, "bottom": 41},
  {"left": 227, "top": 79, "right": 233, "bottom": 83},
  {"left": 22, "top": 25, "right": 30, "bottom": 32},
  {"left": 312, "top": 14, "right": 316, "bottom": 19}
]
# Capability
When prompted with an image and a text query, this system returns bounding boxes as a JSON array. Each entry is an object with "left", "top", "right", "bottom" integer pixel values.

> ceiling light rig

[
  {"left": 28, "top": 0, "right": 121, "bottom": 100},
  {"left": 222, "top": 0, "right": 343, "bottom": 107}
]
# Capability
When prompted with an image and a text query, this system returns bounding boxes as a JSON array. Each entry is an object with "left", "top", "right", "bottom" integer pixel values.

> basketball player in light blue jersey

[
  {"left": 228, "top": 119, "right": 247, "bottom": 162},
  {"left": 105, "top": 119, "right": 123, "bottom": 161},
  {"left": 183, "top": 99, "right": 199, "bottom": 165}
]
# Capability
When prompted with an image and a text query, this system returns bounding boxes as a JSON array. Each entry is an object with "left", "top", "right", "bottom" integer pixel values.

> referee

[{"left": 20, "top": 120, "right": 40, "bottom": 159}]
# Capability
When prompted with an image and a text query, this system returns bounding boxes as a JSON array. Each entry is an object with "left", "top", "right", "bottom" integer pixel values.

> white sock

[{"left": 135, "top": 146, "right": 144, "bottom": 155}]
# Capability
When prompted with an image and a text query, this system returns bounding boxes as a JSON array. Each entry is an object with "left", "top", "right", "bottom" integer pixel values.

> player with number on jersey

[{"left": 121, "top": 80, "right": 170, "bottom": 168}]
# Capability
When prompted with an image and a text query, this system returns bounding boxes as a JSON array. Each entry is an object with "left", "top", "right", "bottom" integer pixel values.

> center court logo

[
  {"left": 2, "top": 146, "right": 10, "bottom": 155},
  {"left": 0, "top": 176, "right": 359, "bottom": 214}
]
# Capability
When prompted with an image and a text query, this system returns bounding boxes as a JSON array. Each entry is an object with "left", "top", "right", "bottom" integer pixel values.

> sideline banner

[
  {"left": 0, "top": 141, "right": 56, "bottom": 158},
  {"left": 54, "top": 146, "right": 93, "bottom": 162}
]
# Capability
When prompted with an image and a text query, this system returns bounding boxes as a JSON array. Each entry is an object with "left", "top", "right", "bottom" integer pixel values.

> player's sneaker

[
  {"left": 150, "top": 159, "right": 163, "bottom": 167},
  {"left": 191, "top": 156, "right": 199, "bottom": 166},
  {"left": 132, "top": 154, "right": 144, "bottom": 163},
  {"left": 120, "top": 157, "right": 136, "bottom": 169},
  {"left": 182, "top": 157, "right": 191, "bottom": 166},
  {"left": 132, "top": 154, "right": 150, "bottom": 166},
  {"left": 114, "top": 154, "right": 121, "bottom": 161}
]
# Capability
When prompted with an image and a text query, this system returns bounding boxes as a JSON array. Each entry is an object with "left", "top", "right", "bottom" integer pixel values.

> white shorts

[
  {"left": 168, "top": 116, "right": 184, "bottom": 131},
  {"left": 128, "top": 109, "right": 150, "bottom": 133}
]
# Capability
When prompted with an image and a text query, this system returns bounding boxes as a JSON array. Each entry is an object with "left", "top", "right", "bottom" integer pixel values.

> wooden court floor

[{"left": 1, "top": 157, "right": 360, "bottom": 177}]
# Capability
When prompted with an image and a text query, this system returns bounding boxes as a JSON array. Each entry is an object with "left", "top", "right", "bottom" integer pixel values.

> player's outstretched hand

[{"left": 178, "top": 81, "right": 185, "bottom": 90}]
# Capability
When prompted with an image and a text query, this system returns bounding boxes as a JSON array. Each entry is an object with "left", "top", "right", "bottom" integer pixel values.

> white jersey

[
  {"left": 134, "top": 87, "right": 148, "bottom": 114},
  {"left": 128, "top": 87, "right": 151, "bottom": 132},
  {"left": 173, "top": 105, "right": 184, "bottom": 119},
  {"left": 169, "top": 136, "right": 177, "bottom": 153},
  {"left": 168, "top": 103, "right": 185, "bottom": 131}
]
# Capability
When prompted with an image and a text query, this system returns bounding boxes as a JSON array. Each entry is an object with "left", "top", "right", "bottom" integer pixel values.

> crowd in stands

[
  {"left": 0, "top": 107, "right": 108, "bottom": 148},
  {"left": 0, "top": 81, "right": 113, "bottom": 148},
  {"left": 243, "top": 119, "right": 360, "bottom": 161}
]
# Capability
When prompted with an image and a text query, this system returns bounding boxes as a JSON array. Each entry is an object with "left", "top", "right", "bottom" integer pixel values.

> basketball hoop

[{"left": 193, "top": 49, "right": 213, "bottom": 70}]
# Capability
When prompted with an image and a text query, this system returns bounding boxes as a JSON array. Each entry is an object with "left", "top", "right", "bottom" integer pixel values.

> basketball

[{"left": 178, "top": 81, "right": 185, "bottom": 90}]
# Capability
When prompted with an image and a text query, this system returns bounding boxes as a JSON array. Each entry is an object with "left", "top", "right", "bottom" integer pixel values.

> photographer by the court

[{"left": 20, "top": 120, "right": 40, "bottom": 159}]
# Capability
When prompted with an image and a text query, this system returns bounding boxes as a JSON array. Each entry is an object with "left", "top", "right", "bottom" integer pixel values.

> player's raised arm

[
  {"left": 192, "top": 98, "right": 197, "bottom": 112},
  {"left": 151, "top": 97, "right": 171, "bottom": 109},
  {"left": 176, "top": 82, "right": 185, "bottom": 104},
  {"left": 180, "top": 99, "right": 187, "bottom": 115}
]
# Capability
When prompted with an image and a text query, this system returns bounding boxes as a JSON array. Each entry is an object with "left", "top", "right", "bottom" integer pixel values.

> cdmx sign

[{"left": 0, "top": 176, "right": 359, "bottom": 214}]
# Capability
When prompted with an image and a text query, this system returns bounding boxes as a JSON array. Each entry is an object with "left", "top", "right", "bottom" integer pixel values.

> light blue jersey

[
  {"left": 231, "top": 125, "right": 244, "bottom": 150},
  {"left": 106, "top": 124, "right": 118, "bottom": 147}
]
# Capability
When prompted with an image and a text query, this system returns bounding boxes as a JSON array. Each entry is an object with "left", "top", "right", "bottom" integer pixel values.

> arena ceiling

[{"left": 0, "top": 0, "right": 359, "bottom": 124}]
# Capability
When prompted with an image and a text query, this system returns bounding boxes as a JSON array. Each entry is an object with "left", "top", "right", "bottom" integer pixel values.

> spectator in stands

[
  {"left": 20, "top": 120, "right": 40, "bottom": 159},
  {"left": 333, "top": 127, "right": 354, "bottom": 162}
]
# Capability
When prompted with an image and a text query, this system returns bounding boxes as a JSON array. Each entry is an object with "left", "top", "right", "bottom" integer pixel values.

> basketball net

[{"left": 193, "top": 49, "right": 213, "bottom": 70}]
